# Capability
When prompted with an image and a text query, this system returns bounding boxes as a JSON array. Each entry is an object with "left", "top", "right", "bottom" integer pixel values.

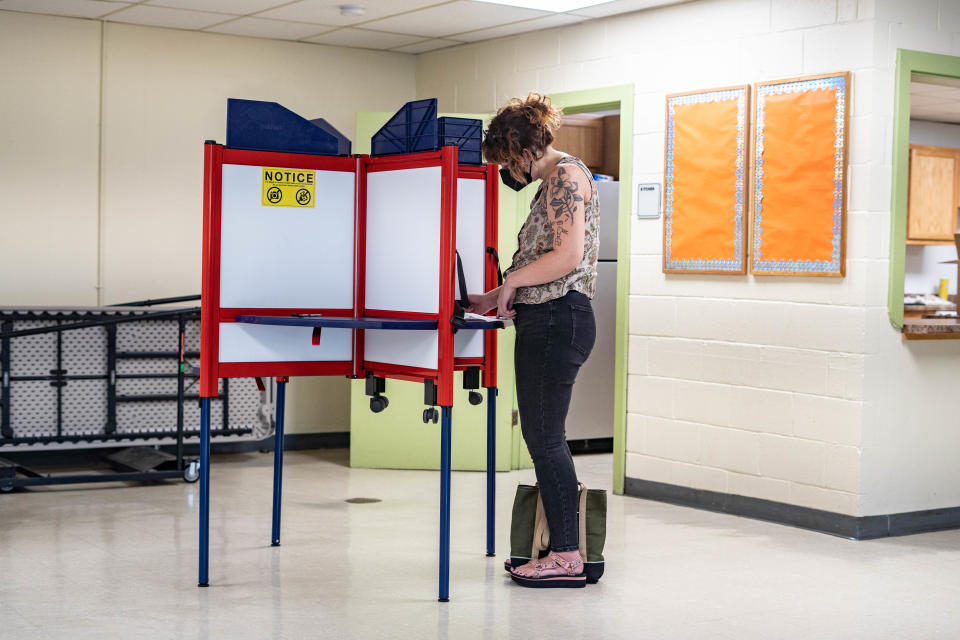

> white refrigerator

[{"left": 566, "top": 180, "right": 618, "bottom": 443}]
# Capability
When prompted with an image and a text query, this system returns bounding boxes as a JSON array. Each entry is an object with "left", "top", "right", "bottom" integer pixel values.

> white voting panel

[
  {"left": 365, "top": 167, "right": 441, "bottom": 314},
  {"left": 219, "top": 323, "right": 352, "bottom": 363},
  {"left": 219, "top": 164, "right": 355, "bottom": 309},
  {"left": 454, "top": 177, "right": 487, "bottom": 359},
  {"left": 454, "top": 329, "right": 483, "bottom": 358},
  {"left": 363, "top": 330, "right": 438, "bottom": 370}
]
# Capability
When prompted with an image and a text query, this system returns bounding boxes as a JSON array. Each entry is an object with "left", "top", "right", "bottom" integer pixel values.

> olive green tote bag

[{"left": 509, "top": 483, "right": 606, "bottom": 583}]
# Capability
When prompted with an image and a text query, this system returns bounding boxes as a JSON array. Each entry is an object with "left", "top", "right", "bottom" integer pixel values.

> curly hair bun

[
  {"left": 513, "top": 92, "right": 562, "bottom": 133},
  {"left": 483, "top": 92, "right": 563, "bottom": 179}
]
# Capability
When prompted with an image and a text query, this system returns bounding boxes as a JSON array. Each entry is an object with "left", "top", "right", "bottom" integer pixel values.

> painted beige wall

[
  {"left": 415, "top": 0, "right": 959, "bottom": 517},
  {"left": 0, "top": 11, "right": 417, "bottom": 434},
  {"left": 99, "top": 22, "right": 415, "bottom": 434},
  {"left": 0, "top": 12, "right": 101, "bottom": 306}
]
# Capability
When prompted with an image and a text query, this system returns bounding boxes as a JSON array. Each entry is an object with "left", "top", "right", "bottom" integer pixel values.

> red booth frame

[
  {"left": 200, "top": 145, "right": 499, "bottom": 405},
  {"left": 197, "top": 142, "right": 500, "bottom": 602}
]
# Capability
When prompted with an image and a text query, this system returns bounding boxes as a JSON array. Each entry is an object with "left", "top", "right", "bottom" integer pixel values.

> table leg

[
  {"left": 486, "top": 387, "right": 496, "bottom": 557},
  {"left": 271, "top": 378, "right": 287, "bottom": 547},
  {"left": 439, "top": 405, "right": 452, "bottom": 602},
  {"left": 198, "top": 397, "right": 211, "bottom": 587}
]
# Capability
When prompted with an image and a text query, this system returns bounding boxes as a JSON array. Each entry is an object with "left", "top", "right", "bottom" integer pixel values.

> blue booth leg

[
  {"left": 271, "top": 379, "right": 287, "bottom": 547},
  {"left": 439, "top": 405, "right": 452, "bottom": 602},
  {"left": 485, "top": 387, "right": 496, "bottom": 557},
  {"left": 198, "top": 397, "right": 211, "bottom": 587}
]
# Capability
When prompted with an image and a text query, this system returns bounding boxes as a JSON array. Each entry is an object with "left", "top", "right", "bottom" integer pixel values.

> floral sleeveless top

[{"left": 504, "top": 156, "right": 599, "bottom": 304}]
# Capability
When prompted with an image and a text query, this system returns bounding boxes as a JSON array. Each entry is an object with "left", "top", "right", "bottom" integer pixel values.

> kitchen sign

[{"left": 636, "top": 182, "right": 661, "bottom": 219}]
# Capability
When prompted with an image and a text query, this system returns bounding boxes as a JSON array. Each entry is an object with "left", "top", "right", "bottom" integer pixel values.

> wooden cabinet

[
  {"left": 554, "top": 115, "right": 604, "bottom": 168},
  {"left": 552, "top": 114, "right": 620, "bottom": 179},
  {"left": 907, "top": 144, "right": 960, "bottom": 244}
]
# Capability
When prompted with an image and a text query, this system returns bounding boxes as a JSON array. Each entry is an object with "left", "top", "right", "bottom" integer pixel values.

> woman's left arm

[{"left": 497, "top": 165, "right": 590, "bottom": 317}]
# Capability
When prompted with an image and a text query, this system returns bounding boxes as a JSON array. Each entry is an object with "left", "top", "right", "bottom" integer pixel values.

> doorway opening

[
  {"left": 900, "top": 73, "right": 960, "bottom": 332},
  {"left": 889, "top": 50, "right": 960, "bottom": 335},
  {"left": 553, "top": 109, "right": 621, "bottom": 456},
  {"left": 548, "top": 86, "right": 634, "bottom": 495}
]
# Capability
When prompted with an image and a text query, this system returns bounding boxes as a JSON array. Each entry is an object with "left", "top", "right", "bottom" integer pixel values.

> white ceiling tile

[
  {"left": 206, "top": 16, "right": 331, "bottom": 40},
  {"left": 106, "top": 4, "right": 233, "bottom": 28},
  {"left": 452, "top": 12, "right": 585, "bottom": 41},
  {"left": 361, "top": 0, "right": 549, "bottom": 38},
  {"left": 303, "top": 27, "right": 425, "bottom": 49},
  {"left": 391, "top": 38, "right": 462, "bottom": 53},
  {"left": 0, "top": 0, "right": 129, "bottom": 19},
  {"left": 569, "top": 0, "right": 682, "bottom": 18},
  {"left": 474, "top": 0, "right": 610, "bottom": 10},
  {"left": 256, "top": 0, "right": 446, "bottom": 27},
  {"left": 146, "top": 0, "right": 289, "bottom": 14}
]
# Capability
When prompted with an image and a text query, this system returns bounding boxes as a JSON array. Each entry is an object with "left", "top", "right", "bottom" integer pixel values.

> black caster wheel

[
  {"left": 370, "top": 396, "right": 388, "bottom": 413},
  {"left": 468, "top": 391, "right": 483, "bottom": 406},
  {"left": 0, "top": 484, "right": 13, "bottom": 493},
  {"left": 423, "top": 407, "right": 439, "bottom": 424},
  {"left": 183, "top": 460, "right": 200, "bottom": 483}
]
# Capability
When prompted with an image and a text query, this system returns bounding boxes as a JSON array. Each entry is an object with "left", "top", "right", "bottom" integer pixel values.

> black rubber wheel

[
  {"left": 0, "top": 485, "right": 13, "bottom": 493},
  {"left": 468, "top": 391, "right": 483, "bottom": 406},
  {"left": 370, "top": 397, "right": 387, "bottom": 413}
]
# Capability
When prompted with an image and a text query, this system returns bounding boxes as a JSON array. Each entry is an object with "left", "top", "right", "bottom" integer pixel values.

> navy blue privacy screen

[
  {"left": 438, "top": 117, "right": 483, "bottom": 165},
  {"left": 226, "top": 98, "right": 351, "bottom": 156},
  {"left": 309, "top": 118, "right": 352, "bottom": 156},
  {"left": 371, "top": 98, "right": 439, "bottom": 157},
  {"left": 370, "top": 99, "right": 484, "bottom": 165}
]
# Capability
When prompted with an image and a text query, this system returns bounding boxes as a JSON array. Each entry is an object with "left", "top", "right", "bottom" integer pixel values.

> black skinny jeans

[{"left": 513, "top": 290, "right": 596, "bottom": 553}]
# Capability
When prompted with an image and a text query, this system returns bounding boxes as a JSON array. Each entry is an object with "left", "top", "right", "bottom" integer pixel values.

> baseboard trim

[
  {"left": 568, "top": 437, "right": 613, "bottom": 455},
  {"left": 0, "top": 432, "right": 350, "bottom": 467},
  {"left": 624, "top": 476, "right": 960, "bottom": 540}
]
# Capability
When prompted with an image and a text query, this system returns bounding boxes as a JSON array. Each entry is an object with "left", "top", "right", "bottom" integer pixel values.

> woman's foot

[{"left": 510, "top": 550, "right": 583, "bottom": 578}]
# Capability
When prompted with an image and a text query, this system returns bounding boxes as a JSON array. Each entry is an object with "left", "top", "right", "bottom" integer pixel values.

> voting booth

[{"left": 198, "top": 98, "right": 502, "bottom": 601}]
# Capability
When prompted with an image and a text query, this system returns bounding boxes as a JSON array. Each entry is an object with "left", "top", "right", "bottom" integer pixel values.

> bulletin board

[
  {"left": 663, "top": 85, "right": 749, "bottom": 274},
  {"left": 751, "top": 72, "right": 850, "bottom": 277}
]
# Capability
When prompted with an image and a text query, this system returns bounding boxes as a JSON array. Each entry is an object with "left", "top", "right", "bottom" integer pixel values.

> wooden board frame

[
  {"left": 750, "top": 71, "right": 851, "bottom": 277},
  {"left": 663, "top": 85, "right": 750, "bottom": 274}
]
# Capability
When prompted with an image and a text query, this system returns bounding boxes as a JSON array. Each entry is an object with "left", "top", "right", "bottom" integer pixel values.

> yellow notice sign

[{"left": 261, "top": 167, "right": 316, "bottom": 208}]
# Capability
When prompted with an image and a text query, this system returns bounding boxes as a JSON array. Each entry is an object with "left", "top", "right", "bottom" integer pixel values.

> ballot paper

[
  {"left": 463, "top": 312, "right": 500, "bottom": 322},
  {"left": 463, "top": 312, "right": 512, "bottom": 326}
]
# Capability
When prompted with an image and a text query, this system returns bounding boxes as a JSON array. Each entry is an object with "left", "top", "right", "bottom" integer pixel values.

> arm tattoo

[{"left": 547, "top": 167, "right": 583, "bottom": 249}]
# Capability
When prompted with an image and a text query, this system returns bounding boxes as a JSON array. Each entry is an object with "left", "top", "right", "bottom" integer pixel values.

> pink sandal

[{"left": 509, "top": 552, "right": 586, "bottom": 589}]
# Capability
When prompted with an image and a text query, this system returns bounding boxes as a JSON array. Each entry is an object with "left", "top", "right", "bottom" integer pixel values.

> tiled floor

[{"left": 1, "top": 449, "right": 959, "bottom": 639}]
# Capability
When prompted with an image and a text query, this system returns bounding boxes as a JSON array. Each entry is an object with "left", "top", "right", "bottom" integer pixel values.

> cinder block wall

[{"left": 416, "top": 0, "right": 960, "bottom": 517}]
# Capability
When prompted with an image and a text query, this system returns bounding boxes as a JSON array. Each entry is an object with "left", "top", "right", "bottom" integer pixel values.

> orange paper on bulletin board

[
  {"left": 751, "top": 72, "right": 850, "bottom": 276},
  {"left": 663, "top": 86, "right": 749, "bottom": 274}
]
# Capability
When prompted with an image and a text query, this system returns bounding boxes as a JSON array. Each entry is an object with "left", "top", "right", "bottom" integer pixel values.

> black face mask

[{"left": 499, "top": 165, "right": 533, "bottom": 192}]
